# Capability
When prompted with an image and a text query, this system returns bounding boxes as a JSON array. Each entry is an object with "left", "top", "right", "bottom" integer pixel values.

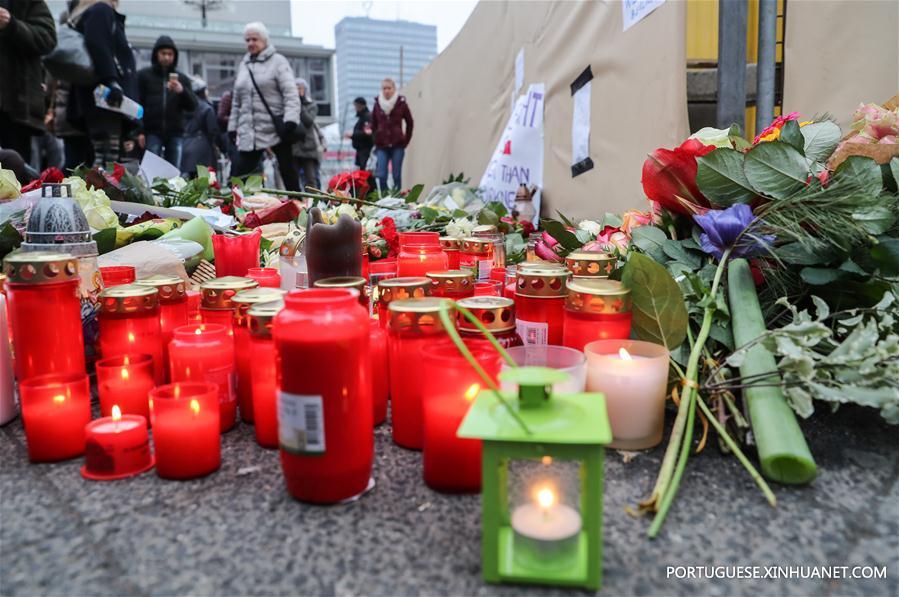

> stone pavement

[{"left": 1, "top": 404, "right": 896, "bottom": 596}]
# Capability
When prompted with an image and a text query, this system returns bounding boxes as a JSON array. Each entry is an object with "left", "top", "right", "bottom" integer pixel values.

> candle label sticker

[
  {"left": 205, "top": 367, "right": 236, "bottom": 403},
  {"left": 516, "top": 319, "right": 549, "bottom": 346},
  {"left": 478, "top": 259, "right": 493, "bottom": 281},
  {"left": 278, "top": 392, "right": 326, "bottom": 454}
]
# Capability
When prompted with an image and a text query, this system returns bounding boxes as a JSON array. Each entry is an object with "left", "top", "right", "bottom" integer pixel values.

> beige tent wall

[
  {"left": 783, "top": 0, "right": 899, "bottom": 128},
  {"left": 402, "top": 0, "right": 689, "bottom": 221}
]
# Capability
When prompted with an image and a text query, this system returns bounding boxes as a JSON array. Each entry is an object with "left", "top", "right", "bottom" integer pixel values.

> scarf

[{"left": 378, "top": 92, "right": 398, "bottom": 116}]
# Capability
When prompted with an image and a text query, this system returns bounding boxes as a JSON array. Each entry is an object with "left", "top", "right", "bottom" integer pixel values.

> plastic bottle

[{"left": 93, "top": 85, "right": 145, "bottom": 120}]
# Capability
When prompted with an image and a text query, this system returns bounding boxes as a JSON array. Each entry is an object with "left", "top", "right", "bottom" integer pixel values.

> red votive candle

[
  {"left": 168, "top": 323, "right": 237, "bottom": 432},
  {"left": 200, "top": 276, "right": 258, "bottom": 335},
  {"left": 439, "top": 237, "right": 461, "bottom": 270},
  {"left": 20, "top": 373, "right": 91, "bottom": 462},
  {"left": 397, "top": 232, "right": 447, "bottom": 278},
  {"left": 274, "top": 288, "right": 373, "bottom": 503},
  {"left": 211, "top": 229, "right": 261, "bottom": 277},
  {"left": 387, "top": 297, "right": 452, "bottom": 450},
  {"left": 514, "top": 266, "right": 570, "bottom": 346},
  {"left": 456, "top": 296, "right": 524, "bottom": 349},
  {"left": 459, "top": 237, "right": 494, "bottom": 281},
  {"left": 314, "top": 276, "right": 369, "bottom": 307},
  {"left": 3, "top": 252, "right": 85, "bottom": 380},
  {"left": 369, "top": 319, "right": 388, "bottom": 426},
  {"left": 95, "top": 354, "right": 155, "bottom": 422},
  {"left": 426, "top": 269, "right": 475, "bottom": 299},
  {"left": 565, "top": 250, "right": 618, "bottom": 279},
  {"left": 187, "top": 290, "right": 202, "bottom": 323},
  {"left": 248, "top": 301, "right": 283, "bottom": 448},
  {"left": 82, "top": 406, "right": 154, "bottom": 480},
  {"left": 100, "top": 266, "right": 136, "bottom": 288},
  {"left": 150, "top": 382, "right": 220, "bottom": 479},
  {"left": 563, "top": 279, "right": 633, "bottom": 351},
  {"left": 136, "top": 275, "right": 189, "bottom": 381},
  {"left": 474, "top": 280, "right": 502, "bottom": 296},
  {"left": 247, "top": 267, "right": 282, "bottom": 288},
  {"left": 422, "top": 339, "right": 500, "bottom": 492},
  {"left": 98, "top": 284, "right": 165, "bottom": 384},
  {"left": 376, "top": 277, "right": 431, "bottom": 327}
]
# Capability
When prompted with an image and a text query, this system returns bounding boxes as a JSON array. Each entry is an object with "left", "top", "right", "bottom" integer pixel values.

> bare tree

[{"left": 183, "top": 0, "right": 226, "bottom": 29}]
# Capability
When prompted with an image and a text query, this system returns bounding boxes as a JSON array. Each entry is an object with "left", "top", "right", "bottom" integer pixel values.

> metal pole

[
  {"left": 716, "top": 0, "right": 748, "bottom": 131},
  {"left": 399, "top": 45, "right": 404, "bottom": 87},
  {"left": 755, "top": 0, "right": 777, "bottom": 134}
]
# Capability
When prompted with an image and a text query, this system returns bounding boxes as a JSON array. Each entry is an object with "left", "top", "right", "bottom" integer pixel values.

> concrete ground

[{"left": 1, "top": 403, "right": 896, "bottom": 596}]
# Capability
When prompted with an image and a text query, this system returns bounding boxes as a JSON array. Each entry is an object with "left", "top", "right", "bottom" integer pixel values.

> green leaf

[
  {"left": 696, "top": 147, "right": 757, "bottom": 206},
  {"left": 600, "top": 212, "right": 623, "bottom": 228},
  {"left": 775, "top": 241, "right": 840, "bottom": 266},
  {"left": 871, "top": 239, "right": 899, "bottom": 277},
  {"left": 621, "top": 252, "right": 688, "bottom": 350},
  {"left": 541, "top": 219, "right": 582, "bottom": 252},
  {"left": 404, "top": 183, "right": 424, "bottom": 204},
  {"left": 833, "top": 155, "right": 883, "bottom": 195},
  {"left": 888, "top": 158, "right": 899, "bottom": 192},
  {"left": 800, "top": 267, "right": 844, "bottom": 285},
  {"left": 555, "top": 210, "right": 576, "bottom": 228},
  {"left": 630, "top": 225, "right": 668, "bottom": 263},
  {"left": 800, "top": 121, "right": 842, "bottom": 163},
  {"left": 852, "top": 206, "right": 896, "bottom": 235},
  {"left": 0, "top": 221, "right": 23, "bottom": 260},
  {"left": 662, "top": 239, "right": 703, "bottom": 269},
  {"left": 743, "top": 141, "right": 809, "bottom": 199},
  {"left": 477, "top": 207, "right": 499, "bottom": 227},
  {"left": 779, "top": 120, "right": 805, "bottom": 154},
  {"left": 419, "top": 206, "right": 439, "bottom": 223},
  {"left": 93, "top": 228, "right": 118, "bottom": 255}
]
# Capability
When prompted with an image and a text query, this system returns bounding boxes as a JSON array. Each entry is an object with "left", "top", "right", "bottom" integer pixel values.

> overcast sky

[{"left": 290, "top": 0, "right": 478, "bottom": 51}]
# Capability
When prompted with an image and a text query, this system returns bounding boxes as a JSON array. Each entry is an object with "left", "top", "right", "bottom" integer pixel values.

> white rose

[
  {"left": 688, "top": 127, "right": 732, "bottom": 149},
  {"left": 445, "top": 221, "right": 463, "bottom": 239},
  {"left": 335, "top": 203, "right": 357, "bottom": 219},
  {"left": 578, "top": 220, "right": 602, "bottom": 237}
]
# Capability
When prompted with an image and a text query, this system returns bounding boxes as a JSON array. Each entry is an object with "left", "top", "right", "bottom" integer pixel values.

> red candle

[
  {"left": 422, "top": 340, "right": 500, "bottom": 492},
  {"left": 274, "top": 288, "right": 373, "bottom": 503},
  {"left": 19, "top": 373, "right": 91, "bottom": 462},
  {"left": 313, "top": 277, "right": 369, "bottom": 307},
  {"left": 168, "top": 323, "right": 237, "bottom": 432},
  {"left": 98, "top": 284, "right": 165, "bottom": 384},
  {"left": 387, "top": 297, "right": 452, "bottom": 449},
  {"left": 376, "top": 277, "right": 431, "bottom": 327},
  {"left": 369, "top": 259, "right": 397, "bottom": 309},
  {"left": 459, "top": 237, "right": 494, "bottom": 281},
  {"left": 397, "top": 232, "right": 447, "bottom": 278},
  {"left": 248, "top": 301, "right": 283, "bottom": 448},
  {"left": 4, "top": 252, "right": 85, "bottom": 381},
  {"left": 187, "top": 290, "right": 202, "bottom": 323},
  {"left": 456, "top": 296, "right": 524, "bottom": 349},
  {"left": 99, "top": 266, "right": 136, "bottom": 288},
  {"left": 563, "top": 279, "right": 633, "bottom": 351},
  {"left": 199, "top": 276, "right": 258, "bottom": 335},
  {"left": 474, "top": 280, "right": 502, "bottom": 296},
  {"left": 514, "top": 266, "right": 570, "bottom": 346},
  {"left": 426, "top": 269, "right": 475, "bottom": 299},
  {"left": 211, "top": 229, "right": 261, "bottom": 277},
  {"left": 232, "top": 287, "right": 287, "bottom": 423},
  {"left": 247, "top": 267, "right": 282, "bottom": 288},
  {"left": 136, "top": 275, "right": 189, "bottom": 381},
  {"left": 95, "top": 354, "right": 155, "bottom": 422},
  {"left": 369, "top": 319, "right": 388, "bottom": 426},
  {"left": 564, "top": 250, "right": 618, "bottom": 279},
  {"left": 82, "top": 406, "right": 154, "bottom": 480},
  {"left": 150, "top": 382, "right": 220, "bottom": 479},
  {"left": 439, "top": 237, "right": 461, "bottom": 269}
]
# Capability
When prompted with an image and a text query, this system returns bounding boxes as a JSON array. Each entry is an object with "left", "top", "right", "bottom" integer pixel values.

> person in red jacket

[{"left": 371, "top": 78, "right": 413, "bottom": 192}]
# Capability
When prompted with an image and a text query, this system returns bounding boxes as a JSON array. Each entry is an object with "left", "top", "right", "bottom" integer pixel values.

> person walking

[
  {"left": 371, "top": 78, "right": 413, "bottom": 192},
  {"left": 228, "top": 21, "right": 301, "bottom": 192},
  {"left": 136, "top": 35, "right": 197, "bottom": 169},
  {"left": 68, "top": 0, "right": 138, "bottom": 167},
  {"left": 181, "top": 79, "right": 223, "bottom": 178},
  {"left": 347, "top": 97, "right": 373, "bottom": 171},
  {"left": 0, "top": 0, "right": 56, "bottom": 164},
  {"left": 292, "top": 78, "right": 323, "bottom": 190}
]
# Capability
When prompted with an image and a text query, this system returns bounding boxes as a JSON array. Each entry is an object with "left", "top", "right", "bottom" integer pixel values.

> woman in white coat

[{"left": 228, "top": 22, "right": 301, "bottom": 191}]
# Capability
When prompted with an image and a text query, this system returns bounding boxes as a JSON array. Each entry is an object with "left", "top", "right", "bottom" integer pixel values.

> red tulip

[{"left": 641, "top": 138, "right": 715, "bottom": 215}]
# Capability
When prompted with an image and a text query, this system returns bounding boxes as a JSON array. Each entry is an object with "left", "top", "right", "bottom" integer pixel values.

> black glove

[
  {"left": 284, "top": 121, "right": 298, "bottom": 134},
  {"left": 105, "top": 83, "right": 124, "bottom": 108}
]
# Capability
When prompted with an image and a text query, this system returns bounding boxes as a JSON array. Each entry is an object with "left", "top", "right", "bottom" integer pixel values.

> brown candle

[{"left": 304, "top": 207, "right": 362, "bottom": 285}]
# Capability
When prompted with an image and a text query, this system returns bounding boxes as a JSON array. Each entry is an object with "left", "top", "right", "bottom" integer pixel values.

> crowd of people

[{"left": 0, "top": 0, "right": 415, "bottom": 192}]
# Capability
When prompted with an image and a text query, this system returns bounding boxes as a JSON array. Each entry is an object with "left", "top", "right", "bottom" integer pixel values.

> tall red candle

[
  {"left": 136, "top": 275, "right": 189, "bottom": 381},
  {"left": 387, "top": 297, "right": 452, "bottom": 450},
  {"left": 514, "top": 266, "right": 570, "bottom": 346},
  {"left": 459, "top": 237, "right": 494, "bottom": 281},
  {"left": 397, "top": 232, "right": 447, "bottom": 278},
  {"left": 369, "top": 319, "right": 388, "bottom": 426},
  {"left": 95, "top": 354, "right": 155, "bottom": 422},
  {"left": 211, "top": 229, "right": 261, "bottom": 277},
  {"left": 150, "top": 382, "right": 220, "bottom": 479},
  {"left": 248, "top": 301, "right": 283, "bottom": 448},
  {"left": 187, "top": 290, "right": 202, "bottom": 323},
  {"left": 98, "top": 284, "right": 165, "bottom": 384},
  {"left": 19, "top": 373, "right": 91, "bottom": 462},
  {"left": 247, "top": 267, "right": 282, "bottom": 288},
  {"left": 563, "top": 279, "right": 633, "bottom": 351},
  {"left": 3, "top": 252, "right": 85, "bottom": 380},
  {"left": 439, "top": 237, "right": 461, "bottom": 270},
  {"left": 168, "top": 323, "right": 237, "bottom": 432},
  {"left": 199, "top": 276, "right": 258, "bottom": 335},
  {"left": 376, "top": 277, "right": 431, "bottom": 327},
  {"left": 82, "top": 406, "right": 154, "bottom": 481},
  {"left": 426, "top": 269, "right": 475, "bottom": 299},
  {"left": 274, "top": 288, "right": 373, "bottom": 503}
]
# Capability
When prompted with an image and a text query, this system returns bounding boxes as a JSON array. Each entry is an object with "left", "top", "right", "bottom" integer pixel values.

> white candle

[{"left": 511, "top": 486, "right": 582, "bottom": 570}]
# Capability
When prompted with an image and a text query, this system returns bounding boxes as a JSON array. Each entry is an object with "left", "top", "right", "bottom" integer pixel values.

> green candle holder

[{"left": 457, "top": 366, "right": 611, "bottom": 590}]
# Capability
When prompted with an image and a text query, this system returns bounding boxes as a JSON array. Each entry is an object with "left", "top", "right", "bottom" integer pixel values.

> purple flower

[{"left": 694, "top": 204, "right": 773, "bottom": 260}]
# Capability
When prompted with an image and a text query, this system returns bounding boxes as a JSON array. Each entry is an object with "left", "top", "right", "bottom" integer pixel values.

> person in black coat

[
  {"left": 181, "top": 80, "right": 223, "bottom": 178},
  {"left": 346, "top": 97, "right": 373, "bottom": 170},
  {"left": 137, "top": 35, "right": 196, "bottom": 169},
  {"left": 67, "top": 0, "right": 138, "bottom": 167}
]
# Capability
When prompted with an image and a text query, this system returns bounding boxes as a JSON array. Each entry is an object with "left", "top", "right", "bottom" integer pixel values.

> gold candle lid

[
  {"left": 456, "top": 296, "right": 516, "bottom": 332},
  {"left": 439, "top": 237, "right": 461, "bottom": 251},
  {"left": 472, "top": 224, "right": 498, "bottom": 236},
  {"left": 460, "top": 237, "right": 493, "bottom": 255},
  {"left": 387, "top": 297, "right": 453, "bottom": 333},
  {"left": 426, "top": 269, "right": 475, "bottom": 295},
  {"left": 3, "top": 251, "right": 79, "bottom": 284},
  {"left": 248, "top": 300, "right": 284, "bottom": 338},
  {"left": 100, "top": 283, "right": 159, "bottom": 315},
  {"left": 232, "top": 287, "right": 288, "bottom": 327},
  {"left": 565, "top": 279, "right": 632, "bottom": 314},
  {"left": 135, "top": 275, "right": 187, "bottom": 304},
  {"left": 200, "top": 276, "right": 259, "bottom": 310},
  {"left": 565, "top": 251, "right": 617, "bottom": 278},
  {"left": 314, "top": 276, "right": 368, "bottom": 306},
  {"left": 515, "top": 267, "right": 570, "bottom": 298},
  {"left": 377, "top": 276, "right": 431, "bottom": 304}
]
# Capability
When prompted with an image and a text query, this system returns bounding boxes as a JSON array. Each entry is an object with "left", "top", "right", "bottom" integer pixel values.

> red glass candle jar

[
  {"left": 565, "top": 250, "right": 618, "bottom": 279},
  {"left": 248, "top": 301, "right": 283, "bottom": 448},
  {"left": 369, "top": 259, "right": 397, "bottom": 307},
  {"left": 274, "top": 289, "right": 373, "bottom": 503},
  {"left": 314, "top": 276, "right": 369, "bottom": 307},
  {"left": 247, "top": 267, "right": 281, "bottom": 288},
  {"left": 100, "top": 265, "right": 136, "bottom": 288},
  {"left": 459, "top": 237, "right": 494, "bottom": 281},
  {"left": 472, "top": 224, "right": 505, "bottom": 271},
  {"left": 168, "top": 323, "right": 237, "bottom": 432},
  {"left": 232, "top": 287, "right": 287, "bottom": 423},
  {"left": 3, "top": 252, "right": 85, "bottom": 380},
  {"left": 200, "top": 276, "right": 258, "bottom": 334},
  {"left": 135, "top": 275, "right": 188, "bottom": 381},
  {"left": 514, "top": 266, "right": 570, "bottom": 346},
  {"left": 563, "top": 279, "right": 633, "bottom": 351},
  {"left": 187, "top": 290, "right": 202, "bottom": 323},
  {"left": 456, "top": 296, "right": 524, "bottom": 349},
  {"left": 362, "top": 251, "right": 370, "bottom": 282},
  {"left": 376, "top": 277, "right": 431, "bottom": 327},
  {"left": 82, "top": 406, "right": 154, "bottom": 481},
  {"left": 19, "top": 372, "right": 91, "bottom": 462},
  {"left": 474, "top": 280, "right": 502, "bottom": 296},
  {"left": 439, "top": 237, "right": 462, "bottom": 269},
  {"left": 387, "top": 297, "right": 452, "bottom": 450},
  {"left": 98, "top": 284, "right": 165, "bottom": 384},
  {"left": 369, "top": 319, "right": 388, "bottom": 426},
  {"left": 211, "top": 229, "right": 261, "bottom": 277},
  {"left": 426, "top": 269, "right": 475, "bottom": 299},
  {"left": 95, "top": 354, "right": 155, "bottom": 422},
  {"left": 490, "top": 267, "right": 507, "bottom": 284},
  {"left": 396, "top": 232, "right": 448, "bottom": 278},
  {"left": 421, "top": 339, "right": 500, "bottom": 492},
  {"left": 150, "top": 382, "right": 220, "bottom": 479}
]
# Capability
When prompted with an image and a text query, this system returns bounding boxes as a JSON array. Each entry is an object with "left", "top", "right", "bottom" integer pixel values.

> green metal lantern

[{"left": 457, "top": 366, "right": 611, "bottom": 590}]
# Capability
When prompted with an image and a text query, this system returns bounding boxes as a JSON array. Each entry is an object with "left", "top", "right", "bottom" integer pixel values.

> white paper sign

[
  {"left": 514, "top": 48, "right": 525, "bottom": 94},
  {"left": 139, "top": 149, "right": 181, "bottom": 183},
  {"left": 623, "top": 0, "right": 665, "bottom": 31},
  {"left": 571, "top": 80, "right": 592, "bottom": 166},
  {"left": 479, "top": 83, "right": 545, "bottom": 224}
]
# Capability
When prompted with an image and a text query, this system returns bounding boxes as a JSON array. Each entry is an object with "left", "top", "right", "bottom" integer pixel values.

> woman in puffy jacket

[{"left": 371, "top": 77, "right": 413, "bottom": 192}]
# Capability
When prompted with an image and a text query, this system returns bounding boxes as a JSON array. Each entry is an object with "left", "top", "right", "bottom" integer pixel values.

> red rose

[{"left": 642, "top": 138, "right": 715, "bottom": 215}]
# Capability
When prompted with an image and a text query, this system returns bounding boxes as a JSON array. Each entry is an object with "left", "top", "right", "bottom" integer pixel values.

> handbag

[
  {"left": 246, "top": 65, "right": 305, "bottom": 145},
  {"left": 43, "top": 22, "right": 95, "bottom": 86}
]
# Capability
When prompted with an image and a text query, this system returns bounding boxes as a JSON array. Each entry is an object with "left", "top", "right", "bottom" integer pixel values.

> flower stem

[{"left": 259, "top": 187, "right": 410, "bottom": 211}]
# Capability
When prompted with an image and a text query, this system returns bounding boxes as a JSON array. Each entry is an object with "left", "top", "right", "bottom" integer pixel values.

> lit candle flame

[
  {"left": 121, "top": 367, "right": 130, "bottom": 381},
  {"left": 174, "top": 384, "right": 181, "bottom": 399},
  {"left": 541, "top": 455, "right": 553, "bottom": 466},
  {"left": 536, "top": 487, "right": 556, "bottom": 511},
  {"left": 464, "top": 383, "right": 480, "bottom": 401},
  {"left": 52, "top": 394, "right": 65, "bottom": 405},
  {"left": 112, "top": 405, "right": 122, "bottom": 421},
  {"left": 190, "top": 399, "right": 200, "bottom": 415},
  {"left": 619, "top": 347, "right": 633, "bottom": 360},
  {"left": 123, "top": 355, "right": 130, "bottom": 366},
  {"left": 128, "top": 332, "right": 136, "bottom": 343},
  {"left": 195, "top": 327, "right": 203, "bottom": 335}
]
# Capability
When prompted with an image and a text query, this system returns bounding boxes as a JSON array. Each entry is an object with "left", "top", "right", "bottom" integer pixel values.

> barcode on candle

[
  {"left": 478, "top": 259, "right": 493, "bottom": 280},
  {"left": 516, "top": 319, "right": 548, "bottom": 346},
  {"left": 278, "top": 392, "right": 326, "bottom": 454}
]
